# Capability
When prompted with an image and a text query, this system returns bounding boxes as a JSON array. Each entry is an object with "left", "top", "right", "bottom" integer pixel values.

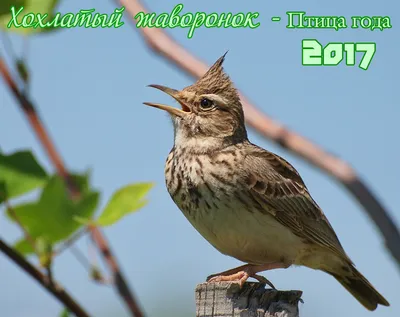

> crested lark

[{"left": 143, "top": 53, "right": 389, "bottom": 311}]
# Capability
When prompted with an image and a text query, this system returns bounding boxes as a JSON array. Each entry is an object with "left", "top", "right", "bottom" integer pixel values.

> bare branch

[
  {"left": 119, "top": 0, "right": 400, "bottom": 268},
  {"left": 0, "top": 57, "right": 145, "bottom": 316},
  {"left": 0, "top": 238, "right": 90, "bottom": 317}
]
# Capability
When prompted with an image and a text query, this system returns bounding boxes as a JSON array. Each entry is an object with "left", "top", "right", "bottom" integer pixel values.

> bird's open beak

[{"left": 143, "top": 84, "right": 191, "bottom": 117}]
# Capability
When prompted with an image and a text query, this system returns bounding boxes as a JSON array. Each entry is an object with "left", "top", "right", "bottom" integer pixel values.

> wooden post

[{"left": 195, "top": 282, "right": 303, "bottom": 317}]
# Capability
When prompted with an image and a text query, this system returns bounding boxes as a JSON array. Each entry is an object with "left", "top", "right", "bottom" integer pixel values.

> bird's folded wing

[{"left": 244, "top": 146, "right": 350, "bottom": 261}]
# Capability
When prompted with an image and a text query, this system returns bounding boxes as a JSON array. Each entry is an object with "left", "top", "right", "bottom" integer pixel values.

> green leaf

[
  {"left": 16, "top": 58, "right": 29, "bottom": 83},
  {"left": 10, "top": 175, "right": 100, "bottom": 254},
  {"left": 14, "top": 238, "right": 34, "bottom": 254},
  {"left": 0, "top": 0, "right": 60, "bottom": 34},
  {"left": 60, "top": 308, "right": 71, "bottom": 317},
  {"left": 90, "top": 266, "right": 104, "bottom": 282},
  {"left": 69, "top": 169, "right": 92, "bottom": 194},
  {"left": 36, "top": 237, "right": 52, "bottom": 267},
  {"left": 0, "top": 150, "right": 47, "bottom": 204},
  {"left": 0, "top": 181, "right": 7, "bottom": 202},
  {"left": 96, "top": 183, "right": 153, "bottom": 227},
  {"left": 73, "top": 216, "right": 92, "bottom": 226}
]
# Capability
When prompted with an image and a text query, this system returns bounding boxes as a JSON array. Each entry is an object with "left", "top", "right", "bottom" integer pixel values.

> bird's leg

[
  {"left": 207, "top": 264, "right": 251, "bottom": 281},
  {"left": 207, "top": 262, "right": 289, "bottom": 288}
]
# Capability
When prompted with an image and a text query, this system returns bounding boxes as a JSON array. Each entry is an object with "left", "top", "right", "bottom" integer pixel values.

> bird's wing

[{"left": 244, "top": 144, "right": 350, "bottom": 261}]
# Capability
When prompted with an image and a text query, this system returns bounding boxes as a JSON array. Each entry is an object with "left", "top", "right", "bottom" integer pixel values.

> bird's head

[{"left": 144, "top": 53, "right": 248, "bottom": 152}]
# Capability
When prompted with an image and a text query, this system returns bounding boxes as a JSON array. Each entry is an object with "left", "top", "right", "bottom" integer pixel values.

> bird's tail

[{"left": 327, "top": 265, "right": 389, "bottom": 311}]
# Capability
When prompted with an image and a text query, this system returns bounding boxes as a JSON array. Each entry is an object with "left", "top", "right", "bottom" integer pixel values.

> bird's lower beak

[{"left": 143, "top": 84, "right": 191, "bottom": 117}]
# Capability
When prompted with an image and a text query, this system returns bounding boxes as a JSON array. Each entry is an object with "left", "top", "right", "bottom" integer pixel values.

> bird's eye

[{"left": 200, "top": 98, "right": 214, "bottom": 110}]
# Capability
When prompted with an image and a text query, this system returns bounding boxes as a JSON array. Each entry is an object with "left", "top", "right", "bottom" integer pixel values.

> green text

[
  {"left": 7, "top": 6, "right": 125, "bottom": 29},
  {"left": 286, "top": 11, "right": 392, "bottom": 31},
  {"left": 302, "top": 39, "right": 376, "bottom": 70},
  {"left": 134, "top": 4, "right": 260, "bottom": 38}
]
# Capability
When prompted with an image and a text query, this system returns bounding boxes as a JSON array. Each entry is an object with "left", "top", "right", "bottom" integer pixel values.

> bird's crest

[{"left": 184, "top": 52, "right": 239, "bottom": 101}]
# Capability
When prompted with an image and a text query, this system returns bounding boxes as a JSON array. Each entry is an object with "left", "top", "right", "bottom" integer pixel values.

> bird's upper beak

[{"left": 143, "top": 84, "right": 191, "bottom": 117}]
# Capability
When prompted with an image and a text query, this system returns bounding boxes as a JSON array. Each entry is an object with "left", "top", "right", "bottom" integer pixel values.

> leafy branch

[
  {"left": 1, "top": 5, "right": 152, "bottom": 312},
  {"left": 0, "top": 143, "right": 151, "bottom": 316}
]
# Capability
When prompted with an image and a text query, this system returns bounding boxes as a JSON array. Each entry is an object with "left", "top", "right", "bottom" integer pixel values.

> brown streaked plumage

[{"left": 143, "top": 53, "right": 389, "bottom": 311}]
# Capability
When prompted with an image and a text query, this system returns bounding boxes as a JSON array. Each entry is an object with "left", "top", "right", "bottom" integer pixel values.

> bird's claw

[
  {"left": 207, "top": 271, "right": 249, "bottom": 288},
  {"left": 207, "top": 271, "right": 276, "bottom": 289},
  {"left": 251, "top": 274, "right": 276, "bottom": 289}
]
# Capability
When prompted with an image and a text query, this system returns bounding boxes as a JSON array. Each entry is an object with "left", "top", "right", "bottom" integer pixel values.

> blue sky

[{"left": 0, "top": 0, "right": 399, "bottom": 316}]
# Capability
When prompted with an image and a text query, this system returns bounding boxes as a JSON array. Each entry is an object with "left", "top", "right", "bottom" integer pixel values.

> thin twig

[
  {"left": 86, "top": 237, "right": 110, "bottom": 284},
  {"left": 0, "top": 32, "right": 30, "bottom": 92},
  {"left": 0, "top": 57, "right": 145, "bottom": 316},
  {"left": 0, "top": 238, "right": 90, "bottom": 317},
  {"left": 62, "top": 244, "right": 109, "bottom": 285},
  {"left": 46, "top": 266, "right": 55, "bottom": 287},
  {"left": 0, "top": 56, "right": 73, "bottom": 189},
  {"left": 55, "top": 230, "right": 108, "bottom": 283},
  {"left": 55, "top": 228, "right": 88, "bottom": 255},
  {"left": 70, "top": 245, "right": 91, "bottom": 270},
  {"left": 119, "top": 0, "right": 400, "bottom": 268},
  {"left": 89, "top": 225, "right": 141, "bottom": 308}
]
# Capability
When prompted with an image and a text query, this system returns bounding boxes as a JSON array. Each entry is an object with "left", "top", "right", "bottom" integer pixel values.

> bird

[{"left": 143, "top": 52, "right": 390, "bottom": 311}]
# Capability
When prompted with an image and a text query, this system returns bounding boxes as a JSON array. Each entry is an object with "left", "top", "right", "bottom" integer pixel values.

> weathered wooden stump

[{"left": 195, "top": 282, "right": 303, "bottom": 317}]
